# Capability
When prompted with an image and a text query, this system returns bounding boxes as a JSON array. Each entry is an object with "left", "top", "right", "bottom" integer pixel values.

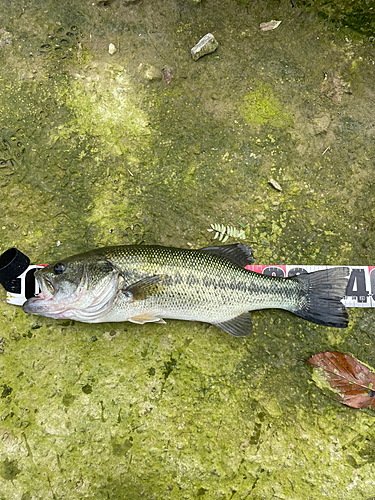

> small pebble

[
  {"left": 268, "top": 178, "right": 282, "bottom": 191},
  {"left": 108, "top": 43, "right": 117, "bottom": 55},
  {"left": 191, "top": 33, "right": 218, "bottom": 61}
]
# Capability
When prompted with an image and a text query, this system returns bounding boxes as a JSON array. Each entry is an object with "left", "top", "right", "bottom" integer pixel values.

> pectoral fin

[
  {"left": 213, "top": 312, "right": 253, "bottom": 337},
  {"left": 122, "top": 275, "right": 165, "bottom": 302}
]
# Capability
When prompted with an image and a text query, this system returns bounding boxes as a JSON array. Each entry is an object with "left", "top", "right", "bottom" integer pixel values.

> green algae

[
  {"left": 1, "top": 0, "right": 375, "bottom": 498},
  {"left": 0, "top": 458, "right": 21, "bottom": 481},
  {"left": 241, "top": 82, "right": 294, "bottom": 128},
  {"left": 302, "top": 0, "right": 375, "bottom": 37}
]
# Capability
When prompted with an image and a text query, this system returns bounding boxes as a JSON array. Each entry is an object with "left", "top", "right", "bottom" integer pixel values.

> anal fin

[{"left": 213, "top": 312, "right": 253, "bottom": 337}]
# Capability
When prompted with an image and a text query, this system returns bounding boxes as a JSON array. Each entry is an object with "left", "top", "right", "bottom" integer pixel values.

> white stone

[
  {"left": 108, "top": 43, "right": 117, "bottom": 55},
  {"left": 191, "top": 33, "right": 218, "bottom": 61}
]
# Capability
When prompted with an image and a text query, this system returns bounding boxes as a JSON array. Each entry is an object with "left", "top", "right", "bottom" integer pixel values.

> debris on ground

[
  {"left": 260, "top": 20, "right": 282, "bottom": 31},
  {"left": 320, "top": 72, "right": 352, "bottom": 104},
  {"left": 161, "top": 66, "right": 173, "bottom": 85},
  {"left": 268, "top": 178, "right": 282, "bottom": 191}
]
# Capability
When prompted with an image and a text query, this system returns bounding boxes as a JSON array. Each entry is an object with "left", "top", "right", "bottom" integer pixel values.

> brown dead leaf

[{"left": 307, "top": 351, "right": 375, "bottom": 409}]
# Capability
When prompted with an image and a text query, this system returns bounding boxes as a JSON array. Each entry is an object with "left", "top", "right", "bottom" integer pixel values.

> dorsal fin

[{"left": 200, "top": 244, "right": 255, "bottom": 268}]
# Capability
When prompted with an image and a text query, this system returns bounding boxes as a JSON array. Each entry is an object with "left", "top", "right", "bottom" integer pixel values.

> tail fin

[{"left": 291, "top": 267, "right": 349, "bottom": 328}]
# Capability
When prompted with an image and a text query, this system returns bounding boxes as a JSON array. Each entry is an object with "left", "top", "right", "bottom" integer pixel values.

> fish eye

[{"left": 53, "top": 262, "right": 66, "bottom": 275}]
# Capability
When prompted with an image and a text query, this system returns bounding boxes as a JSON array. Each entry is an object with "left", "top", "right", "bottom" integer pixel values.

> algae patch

[
  {"left": 65, "top": 64, "right": 151, "bottom": 156},
  {"left": 311, "top": 366, "right": 341, "bottom": 396},
  {"left": 0, "top": 457, "right": 21, "bottom": 481},
  {"left": 241, "top": 83, "right": 293, "bottom": 128},
  {"left": 58, "top": 63, "right": 153, "bottom": 245}
]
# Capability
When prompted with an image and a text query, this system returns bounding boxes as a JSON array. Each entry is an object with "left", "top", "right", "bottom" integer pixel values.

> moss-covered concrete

[{"left": 1, "top": 0, "right": 375, "bottom": 498}]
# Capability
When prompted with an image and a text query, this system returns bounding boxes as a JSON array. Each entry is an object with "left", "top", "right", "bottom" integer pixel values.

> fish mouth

[
  {"left": 40, "top": 274, "right": 57, "bottom": 298},
  {"left": 22, "top": 270, "right": 57, "bottom": 314},
  {"left": 35, "top": 269, "right": 57, "bottom": 299}
]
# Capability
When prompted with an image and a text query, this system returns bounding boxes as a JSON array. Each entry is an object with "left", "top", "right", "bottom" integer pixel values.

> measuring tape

[{"left": 2, "top": 262, "right": 375, "bottom": 309}]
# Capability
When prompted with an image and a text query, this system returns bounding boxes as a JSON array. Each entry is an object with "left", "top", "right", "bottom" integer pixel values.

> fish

[{"left": 22, "top": 244, "right": 349, "bottom": 337}]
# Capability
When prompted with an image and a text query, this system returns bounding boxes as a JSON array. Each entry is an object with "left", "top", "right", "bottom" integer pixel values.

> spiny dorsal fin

[
  {"left": 213, "top": 312, "right": 253, "bottom": 337},
  {"left": 122, "top": 275, "right": 165, "bottom": 302},
  {"left": 200, "top": 244, "right": 255, "bottom": 268}
]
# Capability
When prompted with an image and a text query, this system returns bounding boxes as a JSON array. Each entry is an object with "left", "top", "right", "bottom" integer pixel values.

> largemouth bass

[{"left": 22, "top": 244, "right": 349, "bottom": 336}]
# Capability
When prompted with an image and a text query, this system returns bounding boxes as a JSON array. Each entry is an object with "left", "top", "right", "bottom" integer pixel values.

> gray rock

[{"left": 191, "top": 33, "right": 218, "bottom": 61}]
